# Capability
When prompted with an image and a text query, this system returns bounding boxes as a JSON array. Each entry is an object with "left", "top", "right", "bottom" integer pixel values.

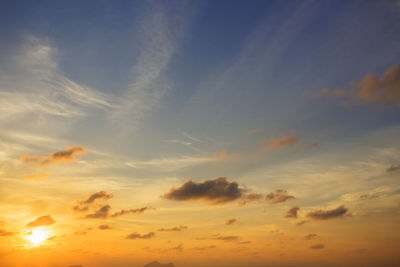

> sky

[{"left": 0, "top": 0, "right": 400, "bottom": 266}]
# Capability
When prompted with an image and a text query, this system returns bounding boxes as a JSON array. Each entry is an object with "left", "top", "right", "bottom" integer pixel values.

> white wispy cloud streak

[
  {"left": 113, "top": 1, "right": 194, "bottom": 130},
  {"left": 0, "top": 36, "right": 115, "bottom": 120},
  {"left": 126, "top": 155, "right": 216, "bottom": 171}
]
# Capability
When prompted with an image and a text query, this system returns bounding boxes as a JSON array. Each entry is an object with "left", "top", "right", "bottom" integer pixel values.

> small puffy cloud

[
  {"left": 158, "top": 225, "right": 187, "bottom": 232},
  {"left": 225, "top": 219, "right": 237, "bottom": 225},
  {"left": 111, "top": 207, "right": 152, "bottom": 218},
  {"left": 267, "top": 134, "right": 298, "bottom": 151},
  {"left": 82, "top": 191, "right": 113, "bottom": 204},
  {"left": 126, "top": 232, "right": 155, "bottom": 239},
  {"left": 162, "top": 177, "right": 245, "bottom": 204},
  {"left": 238, "top": 193, "right": 264, "bottom": 205},
  {"left": 85, "top": 205, "right": 111, "bottom": 219},
  {"left": 310, "top": 244, "right": 325, "bottom": 249},
  {"left": 386, "top": 164, "right": 400, "bottom": 172},
  {"left": 72, "top": 205, "right": 89, "bottom": 212},
  {"left": 304, "top": 234, "right": 318, "bottom": 240},
  {"left": 307, "top": 205, "right": 348, "bottom": 220},
  {"left": 285, "top": 206, "right": 300, "bottom": 218},
  {"left": 24, "top": 173, "right": 50, "bottom": 180},
  {"left": 315, "top": 64, "right": 400, "bottom": 107},
  {"left": 21, "top": 146, "right": 86, "bottom": 166},
  {"left": 25, "top": 215, "right": 56, "bottom": 227},
  {"left": 266, "top": 189, "right": 295, "bottom": 204},
  {"left": 98, "top": 224, "right": 112, "bottom": 230},
  {"left": 0, "top": 229, "right": 17, "bottom": 236},
  {"left": 144, "top": 262, "right": 174, "bottom": 267}
]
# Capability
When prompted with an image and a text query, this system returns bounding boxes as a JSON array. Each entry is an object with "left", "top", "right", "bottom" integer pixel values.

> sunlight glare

[{"left": 25, "top": 229, "right": 49, "bottom": 246}]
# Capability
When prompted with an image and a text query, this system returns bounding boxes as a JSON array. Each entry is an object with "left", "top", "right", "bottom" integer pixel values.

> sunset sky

[{"left": 1, "top": 1, "right": 400, "bottom": 267}]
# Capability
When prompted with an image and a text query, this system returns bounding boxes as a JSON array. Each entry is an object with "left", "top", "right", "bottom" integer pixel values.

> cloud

[
  {"left": 295, "top": 220, "right": 309, "bottom": 226},
  {"left": 304, "top": 234, "right": 318, "bottom": 240},
  {"left": 266, "top": 189, "right": 295, "bottom": 204},
  {"left": 172, "top": 243, "right": 183, "bottom": 252},
  {"left": 25, "top": 215, "right": 56, "bottom": 227},
  {"left": 126, "top": 232, "right": 155, "bottom": 240},
  {"left": 196, "top": 234, "right": 240, "bottom": 242},
  {"left": 386, "top": 164, "right": 400, "bottom": 172},
  {"left": 307, "top": 205, "right": 348, "bottom": 220},
  {"left": 267, "top": 134, "right": 298, "bottom": 151},
  {"left": 69, "top": 265, "right": 83, "bottom": 267},
  {"left": 23, "top": 173, "right": 51, "bottom": 180},
  {"left": 310, "top": 244, "right": 325, "bottom": 249},
  {"left": 126, "top": 156, "right": 214, "bottom": 171},
  {"left": 158, "top": 225, "right": 187, "bottom": 232},
  {"left": 0, "top": 229, "right": 17, "bottom": 236},
  {"left": 82, "top": 191, "right": 114, "bottom": 204},
  {"left": 72, "top": 205, "right": 89, "bottom": 212},
  {"left": 111, "top": 207, "right": 152, "bottom": 218},
  {"left": 248, "top": 128, "right": 263, "bottom": 135},
  {"left": 315, "top": 64, "right": 400, "bottom": 107},
  {"left": 285, "top": 206, "right": 300, "bottom": 218},
  {"left": 162, "top": 177, "right": 245, "bottom": 204},
  {"left": 193, "top": 245, "right": 216, "bottom": 251},
  {"left": 144, "top": 262, "right": 175, "bottom": 267},
  {"left": 98, "top": 225, "right": 112, "bottom": 230},
  {"left": 225, "top": 219, "right": 237, "bottom": 225},
  {"left": 85, "top": 205, "right": 111, "bottom": 219},
  {"left": 238, "top": 193, "right": 264, "bottom": 205},
  {"left": 21, "top": 146, "right": 86, "bottom": 166}
]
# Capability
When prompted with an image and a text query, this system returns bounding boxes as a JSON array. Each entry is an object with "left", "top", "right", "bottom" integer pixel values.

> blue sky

[{"left": 0, "top": 1, "right": 400, "bottom": 266}]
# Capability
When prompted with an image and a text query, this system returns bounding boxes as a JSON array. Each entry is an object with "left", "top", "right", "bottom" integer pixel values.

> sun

[{"left": 25, "top": 229, "right": 50, "bottom": 246}]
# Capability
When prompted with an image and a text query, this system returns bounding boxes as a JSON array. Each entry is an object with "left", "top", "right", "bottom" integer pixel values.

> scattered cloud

[
  {"left": 111, "top": 207, "right": 153, "bottom": 218},
  {"left": 196, "top": 234, "right": 240, "bottom": 242},
  {"left": 266, "top": 189, "right": 295, "bottom": 204},
  {"left": 295, "top": 220, "right": 309, "bottom": 226},
  {"left": 126, "top": 232, "right": 155, "bottom": 240},
  {"left": 21, "top": 146, "right": 86, "bottom": 166},
  {"left": 193, "top": 245, "right": 216, "bottom": 251},
  {"left": 23, "top": 173, "right": 51, "bottom": 180},
  {"left": 144, "top": 261, "right": 174, "bottom": 267},
  {"left": 248, "top": 128, "right": 263, "bottom": 135},
  {"left": 225, "top": 219, "right": 237, "bottom": 225},
  {"left": 386, "top": 164, "right": 400, "bottom": 172},
  {"left": 315, "top": 64, "right": 400, "bottom": 107},
  {"left": 126, "top": 156, "right": 214, "bottom": 171},
  {"left": 0, "top": 229, "right": 17, "bottom": 236},
  {"left": 304, "top": 234, "right": 318, "bottom": 240},
  {"left": 307, "top": 205, "right": 348, "bottom": 220},
  {"left": 85, "top": 205, "right": 111, "bottom": 219},
  {"left": 267, "top": 134, "right": 298, "bottom": 151},
  {"left": 162, "top": 177, "right": 245, "bottom": 204},
  {"left": 285, "top": 206, "right": 300, "bottom": 218},
  {"left": 158, "top": 225, "right": 187, "bottom": 232},
  {"left": 25, "top": 215, "right": 56, "bottom": 227},
  {"left": 82, "top": 191, "right": 114, "bottom": 204},
  {"left": 98, "top": 225, "right": 113, "bottom": 230},
  {"left": 171, "top": 243, "right": 183, "bottom": 252},
  {"left": 238, "top": 193, "right": 264, "bottom": 205},
  {"left": 310, "top": 244, "right": 325, "bottom": 249}
]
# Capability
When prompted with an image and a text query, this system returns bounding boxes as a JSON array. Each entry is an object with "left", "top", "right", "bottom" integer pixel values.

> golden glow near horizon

[{"left": 24, "top": 229, "right": 51, "bottom": 247}]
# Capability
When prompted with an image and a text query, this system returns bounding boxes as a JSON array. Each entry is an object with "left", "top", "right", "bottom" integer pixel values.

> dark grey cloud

[
  {"left": 386, "top": 164, "right": 400, "bottom": 172},
  {"left": 72, "top": 205, "right": 89, "bottom": 212},
  {"left": 85, "top": 205, "right": 111, "bottom": 219},
  {"left": 25, "top": 215, "right": 57, "bottom": 227},
  {"left": 144, "top": 261, "right": 174, "bottom": 267},
  {"left": 304, "top": 234, "right": 318, "bottom": 240},
  {"left": 126, "top": 232, "right": 155, "bottom": 239},
  {"left": 83, "top": 191, "right": 113, "bottom": 204},
  {"left": 162, "top": 177, "right": 245, "bottom": 204},
  {"left": 310, "top": 244, "right": 325, "bottom": 249},
  {"left": 307, "top": 205, "right": 348, "bottom": 220},
  {"left": 265, "top": 189, "right": 295, "bottom": 204},
  {"left": 285, "top": 206, "right": 300, "bottom": 218},
  {"left": 158, "top": 225, "right": 187, "bottom": 232},
  {"left": 225, "top": 218, "right": 237, "bottom": 225}
]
